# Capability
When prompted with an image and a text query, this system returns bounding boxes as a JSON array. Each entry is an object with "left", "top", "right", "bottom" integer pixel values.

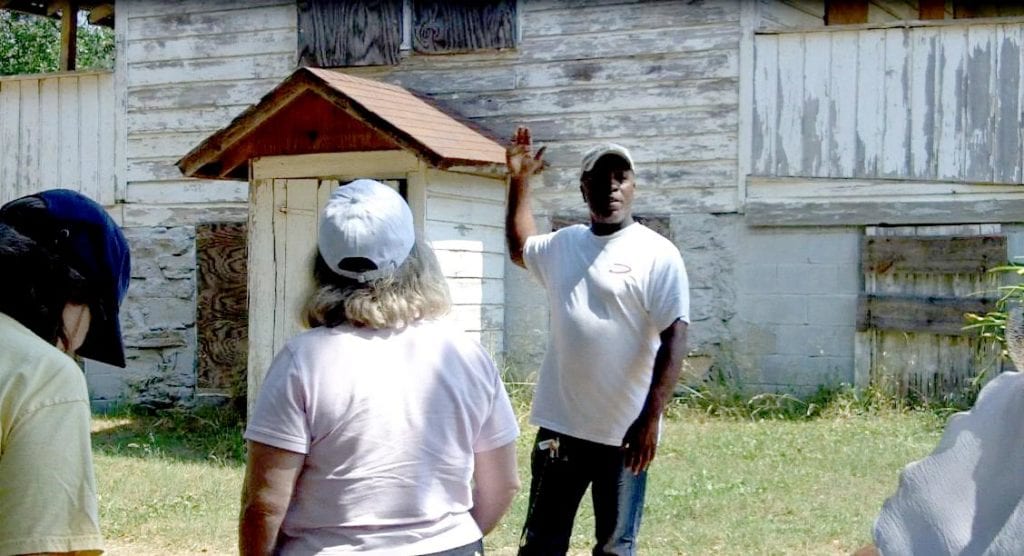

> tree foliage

[{"left": 0, "top": 11, "right": 114, "bottom": 76}]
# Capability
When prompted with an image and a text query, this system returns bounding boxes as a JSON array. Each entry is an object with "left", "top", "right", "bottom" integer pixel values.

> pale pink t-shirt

[{"left": 245, "top": 320, "right": 519, "bottom": 555}]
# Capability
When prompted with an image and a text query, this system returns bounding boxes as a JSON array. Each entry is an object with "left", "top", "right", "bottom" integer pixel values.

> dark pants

[
  {"left": 422, "top": 538, "right": 484, "bottom": 556},
  {"left": 517, "top": 428, "right": 647, "bottom": 556}
]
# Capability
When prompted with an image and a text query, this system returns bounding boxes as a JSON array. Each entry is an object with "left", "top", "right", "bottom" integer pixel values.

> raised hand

[{"left": 507, "top": 126, "right": 546, "bottom": 181}]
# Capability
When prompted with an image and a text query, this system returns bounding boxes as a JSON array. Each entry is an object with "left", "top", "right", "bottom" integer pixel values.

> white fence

[{"left": 0, "top": 70, "right": 117, "bottom": 206}]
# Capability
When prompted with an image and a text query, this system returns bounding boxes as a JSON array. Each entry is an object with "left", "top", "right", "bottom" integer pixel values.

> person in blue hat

[{"left": 0, "top": 189, "right": 131, "bottom": 555}]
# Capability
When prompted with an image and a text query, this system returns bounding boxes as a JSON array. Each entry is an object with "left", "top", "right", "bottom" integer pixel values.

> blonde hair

[{"left": 303, "top": 241, "right": 450, "bottom": 330}]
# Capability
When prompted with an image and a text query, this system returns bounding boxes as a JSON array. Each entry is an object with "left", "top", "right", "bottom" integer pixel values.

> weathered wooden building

[{"left": 2, "top": 0, "right": 1023, "bottom": 405}]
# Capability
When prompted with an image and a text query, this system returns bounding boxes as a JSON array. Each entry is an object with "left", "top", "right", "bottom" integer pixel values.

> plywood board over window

[
  {"left": 298, "top": 0, "right": 404, "bottom": 67},
  {"left": 196, "top": 223, "right": 249, "bottom": 397},
  {"left": 413, "top": 0, "right": 518, "bottom": 54}
]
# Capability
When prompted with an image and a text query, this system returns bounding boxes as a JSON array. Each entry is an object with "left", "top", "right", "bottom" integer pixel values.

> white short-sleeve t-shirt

[
  {"left": 523, "top": 222, "right": 689, "bottom": 446},
  {"left": 245, "top": 320, "right": 519, "bottom": 556}
]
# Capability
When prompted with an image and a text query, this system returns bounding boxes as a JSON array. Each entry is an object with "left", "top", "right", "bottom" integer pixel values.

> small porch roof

[{"left": 177, "top": 67, "right": 507, "bottom": 181}]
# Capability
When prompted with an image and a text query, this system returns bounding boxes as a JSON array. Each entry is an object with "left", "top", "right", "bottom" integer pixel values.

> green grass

[{"left": 91, "top": 397, "right": 944, "bottom": 555}]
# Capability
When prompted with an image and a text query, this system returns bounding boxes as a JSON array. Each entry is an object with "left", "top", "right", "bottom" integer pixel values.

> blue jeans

[{"left": 517, "top": 428, "right": 647, "bottom": 556}]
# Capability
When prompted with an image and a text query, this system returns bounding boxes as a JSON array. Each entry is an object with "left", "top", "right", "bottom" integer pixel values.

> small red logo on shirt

[{"left": 609, "top": 263, "right": 632, "bottom": 273}]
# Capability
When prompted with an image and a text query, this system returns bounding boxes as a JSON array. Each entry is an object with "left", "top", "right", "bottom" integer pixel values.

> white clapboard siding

[
  {"left": 336, "top": 1, "right": 746, "bottom": 214},
  {"left": 121, "top": 1, "right": 296, "bottom": 212},
  {"left": 752, "top": 21, "right": 1024, "bottom": 185},
  {"left": 423, "top": 172, "right": 506, "bottom": 338},
  {"left": 0, "top": 71, "right": 116, "bottom": 206},
  {"left": 757, "top": 0, "right": 929, "bottom": 29}
]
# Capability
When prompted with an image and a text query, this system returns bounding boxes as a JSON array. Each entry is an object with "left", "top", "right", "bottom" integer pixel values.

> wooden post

[
  {"left": 919, "top": 0, "right": 946, "bottom": 19},
  {"left": 825, "top": 0, "right": 868, "bottom": 25},
  {"left": 59, "top": 0, "right": 78, "bottom": 72}
]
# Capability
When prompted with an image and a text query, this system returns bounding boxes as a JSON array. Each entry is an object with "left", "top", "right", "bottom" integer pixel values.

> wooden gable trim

[
  {"left": 177, "top": 76, "right": 311, "bottom": 179},
  {"left": 251, "top": 151, "right": 420, "bottom": 180},
  {"left": 178, "top": 68, "right": 501, "bottom": 181}
]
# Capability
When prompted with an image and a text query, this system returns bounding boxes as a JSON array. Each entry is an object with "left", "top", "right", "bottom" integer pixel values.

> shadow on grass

[{"left": 92, "top": 405, "right": 246, "bottom": 466}]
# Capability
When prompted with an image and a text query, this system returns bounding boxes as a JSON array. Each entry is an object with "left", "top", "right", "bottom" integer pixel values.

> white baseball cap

[
  {"left": 580, "top": 143, "right": 635, "bottom": 174},
  {"left": 317, "top": 179, "right": 415, "bottom": 282}
]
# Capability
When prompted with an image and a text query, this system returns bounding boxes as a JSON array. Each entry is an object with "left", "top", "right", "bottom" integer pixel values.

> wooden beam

[
  {"left": 953, "top": 0, "right": 980, "bottom": 19},
  {"left": 919, "top": 0, "right": 946, "bottom": 19},
  {"left": 857, "top": 294, "right": 997, "bottom": 336},
  {"left": 745, "top": 198, "right": 1024, "bottom": 227},
  {"left": 825, "top": 0, "right": 868, "bottom": 25},
  {"left": 862, "top": 236, "right": 1007, "bottom": 275},
  {"left": 58, "top": 0, "right": 78, "bottom": 72},
  {"left": 88, "top": 4, "right": 113, "bottom": 25}
]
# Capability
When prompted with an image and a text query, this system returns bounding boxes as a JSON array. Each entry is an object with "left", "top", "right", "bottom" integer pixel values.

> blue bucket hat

[{"left": 0, "top": 189, "right": 131, "bottom": 367}]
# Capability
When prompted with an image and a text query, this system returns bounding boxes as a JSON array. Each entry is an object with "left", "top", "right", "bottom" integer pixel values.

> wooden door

[{"left": 854, "top": 225, "right": 1007, "bottom": 401}]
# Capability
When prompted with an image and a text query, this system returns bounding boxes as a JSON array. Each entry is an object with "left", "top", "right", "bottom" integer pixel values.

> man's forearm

[
  {"left": 506, "top": 174, "right": 537, "bottom": 268},
  {"left": 643, "top": 319, "right": 689, "bottom": 417},
  {"left": 239, "top": 503, "right": 285, "bottom": 555}
]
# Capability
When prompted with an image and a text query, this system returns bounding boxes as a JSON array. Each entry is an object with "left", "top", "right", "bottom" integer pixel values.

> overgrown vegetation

[
  {"left": 964, "top": 263, "right": 1024, "bottom": 356},
  {"left": 0, "top": 11, "right": 114, "bottom": 75}
]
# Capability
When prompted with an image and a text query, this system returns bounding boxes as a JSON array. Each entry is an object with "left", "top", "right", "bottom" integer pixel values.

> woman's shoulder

[{"left": 0, "top": 313, "right": 89, "bottom": 408}]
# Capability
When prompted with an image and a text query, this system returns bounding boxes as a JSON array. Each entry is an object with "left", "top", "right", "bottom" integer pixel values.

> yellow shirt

[{"left": 0, "top": 312, "right": 103, "bottom": 555}]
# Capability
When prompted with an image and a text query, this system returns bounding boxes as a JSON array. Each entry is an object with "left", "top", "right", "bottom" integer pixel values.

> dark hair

[{"left": 0, "top": 222, "right": 90, "bottom": 347}]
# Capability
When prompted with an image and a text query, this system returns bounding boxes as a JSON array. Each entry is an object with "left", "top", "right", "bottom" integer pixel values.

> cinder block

[
  {"left": 737, "top": 264, "right": 778, "bottom": 293},
  {"left": 776, "top": 264, "right": 838, "bottom": 294},
  {"left": 740, "top": 230, "right": 813, "bottom": 264},
  {"left": 806, "top": 295, "right": 859, "bottom": 327},
  {"left": 736, "top": 294, "right": 807, "bottom": 325},
  {"left": 760, "top": 354, "right": 853, "bottom": 387},
  {"left": 773, "top": 324, "right": 855, "bottom": 358},
  {"left": 801, "top": 229, "right": 860, "bottom": 264},
  {"left": 740, "top": 228, "right": 860, "bottom": 266},
  {"left": 836, "top": 263, "right": 862, "bottom": 293}
]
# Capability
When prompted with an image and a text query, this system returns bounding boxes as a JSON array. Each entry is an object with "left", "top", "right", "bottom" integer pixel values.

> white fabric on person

[
  {"left": 873, "top": 371, "right": 1024, "bottom": 556},
  {"left": 522, "top": 222, "right": 689, "bottom": 447},
  {"left": 244, "top": 319, "right": 520, "bottom": 556}
]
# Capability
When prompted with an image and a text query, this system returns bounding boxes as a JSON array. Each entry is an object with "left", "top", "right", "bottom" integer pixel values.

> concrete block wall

[
  {"left": 730, "top": 227, "right": 861, "bottom": 391},
  {"left": 85, "top": 226, "right": 198, "bottom": 408}
]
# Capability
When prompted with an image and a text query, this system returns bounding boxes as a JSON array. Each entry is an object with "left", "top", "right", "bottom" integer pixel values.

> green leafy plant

[
  {"left": 963, "top": 263, "right": 1024, "bottom": 357},
  {"left": 0, "top": 11, "right": 114, "bottom": 75}
]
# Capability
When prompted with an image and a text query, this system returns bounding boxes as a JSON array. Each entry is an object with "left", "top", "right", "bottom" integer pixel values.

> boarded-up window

[
  {"left": 298, "top": 0, "right": 517, "bottom": 67},
  {"left": 196, "top": 223, "right": 249, "bottom": 397},
  {"left": 413, "top": 0, "right": 517, "bottom": 54},
  {"left": 298, "top": 0, "right": 404, "bottom": 67}
]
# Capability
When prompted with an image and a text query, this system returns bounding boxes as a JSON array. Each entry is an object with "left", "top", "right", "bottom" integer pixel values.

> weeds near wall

[{"left": 964, "top": 263, "right": 1024, "bottom": 355}]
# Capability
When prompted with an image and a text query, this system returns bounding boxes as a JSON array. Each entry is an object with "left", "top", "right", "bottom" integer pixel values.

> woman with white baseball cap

[{"left": 240, "top": 179, "right": 520, "bottom": 556}]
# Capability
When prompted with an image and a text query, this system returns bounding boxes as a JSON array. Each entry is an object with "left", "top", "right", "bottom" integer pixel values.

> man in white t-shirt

[{"left": 505, "top": 127, "right": 690, "bottom": 555}]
